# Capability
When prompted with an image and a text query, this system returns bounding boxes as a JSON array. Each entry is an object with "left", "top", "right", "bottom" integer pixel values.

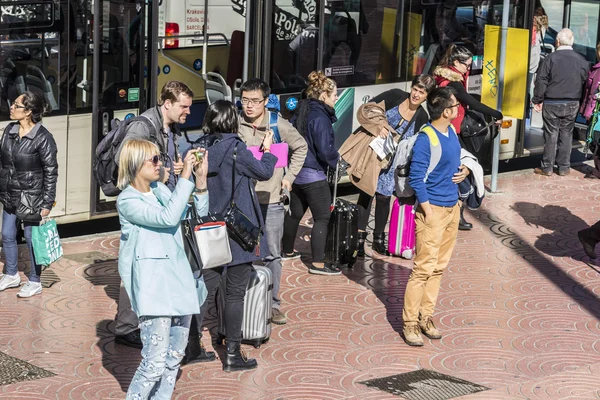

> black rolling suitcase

[{"left": 325, "top": 161, "right": 359, "bottom": 269}]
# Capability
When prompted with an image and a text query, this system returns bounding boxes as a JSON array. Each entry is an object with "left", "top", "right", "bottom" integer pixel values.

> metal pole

[
  {"left": 317, "top": 0, "right": 325, "bottom": 71},
  {"left": 242, "top": 0, "right": 251, "bottom": 81},
  {"left": 563, "top": 0, "right": 571, "bottom": 28},
  {"left": 253, "top": 0, "right": 264, "bottom": 80},
  {"left": 90, "top": 0, "right": 102, "bottom": 214},
  {"left": 202, "top": 0, "right": 208, "bottom": 75},
  {"left": 138, "top": 2, "right": 147, "bottom": 113},
  {"left": 491, "top": 0, "right": 510, "bottom": 193},
  {"left": 148, "top": 0, "right": 159, "bottom": 108},
  {"left": 261, "top": 0, "right": 273, "bottom": 81}
]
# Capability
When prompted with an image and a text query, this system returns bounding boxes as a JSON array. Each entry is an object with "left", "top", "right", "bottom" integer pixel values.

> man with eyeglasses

[
  {"left": 237, "top": 78, "right": 307, "bottom": 326},
  {"left": 401, "top": 86, "right": 469, "bottom": 347},
  {"left": 112, "top": 80, "right": 194, "bottom": 350}
]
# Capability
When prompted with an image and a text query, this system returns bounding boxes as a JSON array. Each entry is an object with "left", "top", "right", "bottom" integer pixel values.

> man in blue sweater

[{"left": 402, "top": 86, "right": 470, "bottom": 346}]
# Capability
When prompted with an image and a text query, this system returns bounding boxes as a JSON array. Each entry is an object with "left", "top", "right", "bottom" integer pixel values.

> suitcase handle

[{"left": 331, "top": 160, "right": 340, "bottom": 209}]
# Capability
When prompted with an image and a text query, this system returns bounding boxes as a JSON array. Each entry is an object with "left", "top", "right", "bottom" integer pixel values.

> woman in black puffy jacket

[{"left": 0, "top": 91, "right": 58, "bottom": 297}]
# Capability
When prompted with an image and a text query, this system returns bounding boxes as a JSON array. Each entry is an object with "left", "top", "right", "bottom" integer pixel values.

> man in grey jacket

[
  {"left": 238, "top": 78, "right": 307, "bottom": 325},
  {"left": 114, "top": 81, "right": 194, "bottom": 349},
  {"left": 532, "top": 28, "right": 589, "bottom": 177}
]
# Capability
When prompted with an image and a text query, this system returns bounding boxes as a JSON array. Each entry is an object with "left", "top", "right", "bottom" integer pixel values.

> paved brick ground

[{"left": 1, "top": 166, "right": 600, "bottom": 399}]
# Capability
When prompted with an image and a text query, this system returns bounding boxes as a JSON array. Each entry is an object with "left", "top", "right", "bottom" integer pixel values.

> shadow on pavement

[
  {"left": 511, "top": 202, "right": 590, "bottom": 258},
  {"left": 96, "top": 319, "right": 139, "bottom": 393},
  {"left": 344, "top": 255, "right": 412, "bottom": 335},
  {"left": 482, "top": 206, "right": 600, "bottom": 321}
]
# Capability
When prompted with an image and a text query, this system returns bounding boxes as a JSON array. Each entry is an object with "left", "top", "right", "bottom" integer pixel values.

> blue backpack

[{"left": 266, "top": 94, "right": 282, "bottom": 143}]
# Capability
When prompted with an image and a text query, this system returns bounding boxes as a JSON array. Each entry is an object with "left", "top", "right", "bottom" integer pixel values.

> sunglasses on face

[
  {"left": 10, "top": 103, "right": 26, "bottom": 109},
  {"left": 147, "top": 155, "right": 160, "bottom": 166}
]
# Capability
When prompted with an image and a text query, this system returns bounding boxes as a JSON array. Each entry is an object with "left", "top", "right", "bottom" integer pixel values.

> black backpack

[{"left": 93, "top": 115, "right": 156, "bottom": 197}]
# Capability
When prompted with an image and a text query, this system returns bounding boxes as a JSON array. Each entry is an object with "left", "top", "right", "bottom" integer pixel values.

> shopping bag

[{"left": 31, "top": 219, "right": 63, "bottom": 266}]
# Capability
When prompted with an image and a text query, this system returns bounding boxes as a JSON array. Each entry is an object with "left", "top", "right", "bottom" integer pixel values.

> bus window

[
  {"left": 322, "top": 1, "right": 384, "bottom": 87},
  {"left": 270, "top": 0, "right": 319, "bottom": 93},
  {"left": 96, "top": 1, "right": 141, "bottom": 112},
  {"left": 401, "top": 0, "right": 525, "bottom": 83},
  {"left": 569, "top": 0, "right": 600, "bottom": 62},
  {"left": 0, "top": 0, "right": 68, "bottom": 120}
]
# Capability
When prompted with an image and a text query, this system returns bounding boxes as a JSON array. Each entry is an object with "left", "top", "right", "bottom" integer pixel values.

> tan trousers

[{"left": 402, "top": 203, "right": 460, "bottom": 326}]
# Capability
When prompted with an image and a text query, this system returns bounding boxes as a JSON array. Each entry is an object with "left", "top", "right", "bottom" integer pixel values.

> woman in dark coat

[
  {"left": 191, "top": 100, "right": 276, "bottom": 372},
  {"left": 0, "top": 91, "right": 58, "bottom": 298},
  {"left": 356, "top": 74, "right": 435, "bottom": 256},
  {"left": 281, "top": 70, "right": 341, "bottom": 276}
]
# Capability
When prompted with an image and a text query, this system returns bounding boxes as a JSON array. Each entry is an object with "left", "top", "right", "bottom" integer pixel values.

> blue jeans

[
  {"left": 261, "top": 203, "right": 284, "bottom": 309},
  {"left": 126, "top": 315, "right": 191, "bottom": 400},
  {"left": 2, "top": 210, "right": 41, "bottom": 282}
]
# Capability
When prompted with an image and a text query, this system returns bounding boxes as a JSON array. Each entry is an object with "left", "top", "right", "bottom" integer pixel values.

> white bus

[{"left": 1, "top": 0, "right": 597, "bottom": 223}]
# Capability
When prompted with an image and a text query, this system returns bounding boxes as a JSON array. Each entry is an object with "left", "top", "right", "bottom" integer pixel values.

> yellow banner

[
  {"left": 481, "top": 25, "right": 529, "bottom": 119},
  {"left": 377, "top": 7, "right": 397, "bottom": 83}
]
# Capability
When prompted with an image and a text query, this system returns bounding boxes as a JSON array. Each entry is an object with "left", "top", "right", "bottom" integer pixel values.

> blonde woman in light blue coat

[{"left": 116, "top": 139, "right": 208, "bottom": 400}]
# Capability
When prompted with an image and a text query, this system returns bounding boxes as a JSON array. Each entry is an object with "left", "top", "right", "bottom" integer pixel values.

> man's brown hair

[{"left": 158, "top": 81, "right": 194, "bottom": 106}]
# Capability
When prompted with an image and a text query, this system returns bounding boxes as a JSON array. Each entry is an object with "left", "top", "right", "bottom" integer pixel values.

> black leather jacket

[{"left": 0, "top": 122, "right": 59, "bottom": 213}]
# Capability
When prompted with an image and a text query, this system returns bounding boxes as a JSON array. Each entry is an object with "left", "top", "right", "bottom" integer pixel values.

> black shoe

[
  {"left": 308, "top": 263, "right": 342, "bottom": 276},
  {"left": 459, "top": 206, "right": 473, "bottom": 231},
  {"left": 183, "top": 335, "right": 216, "bottom": 365},
  {"left": 223, "top": 340, "right": 257, "bottom": 372},
  {"left": 115, "top": 329, "right": 143, "bottom": 349},
  {"left": 372, "top": 232, "right": 390, "bottom": 256},
  {"left": 281, "top": 251, "right": 301, "bottom": 261},
  {"left": 578, "top": 229, "right": 597, "bottom": 259},
  {"left": 357, "top": 231, "right": 367, "bottom": 257}
]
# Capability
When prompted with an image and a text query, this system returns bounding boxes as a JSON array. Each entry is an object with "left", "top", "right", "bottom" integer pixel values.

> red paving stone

[{"left": 1, "top": 167, "right": 600, "bottom": 399}]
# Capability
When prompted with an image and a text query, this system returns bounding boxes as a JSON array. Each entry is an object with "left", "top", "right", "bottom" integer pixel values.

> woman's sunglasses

[{"left": 147, "top": 155, "right": 160, "bottom": 166}]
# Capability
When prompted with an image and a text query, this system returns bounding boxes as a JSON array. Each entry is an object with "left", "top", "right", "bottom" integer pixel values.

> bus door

[
  {"left": 525, "top": 0, "right": 600, "bottom": 157},
  {"left": 568, "top": 0, "right": 600, "bottom": 144},
  {"left": 91, "top": 0, "right": 148, "bottom": 214},
  {"left": 0, "top": 1, "right": 69, "bottom": 217}
]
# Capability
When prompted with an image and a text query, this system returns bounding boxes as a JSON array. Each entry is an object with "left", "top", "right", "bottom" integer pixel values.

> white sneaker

[
  {"left": 17, "top": 281, "right": 42, "bottom": 298},
  {"left": 0, "top": 273, "right": 21, "bottom": 291}
]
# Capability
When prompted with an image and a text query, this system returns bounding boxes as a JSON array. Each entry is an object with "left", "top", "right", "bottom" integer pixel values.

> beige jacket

[
  {"left": 238, "top": 112, "right": 308, "bottom": 204},
  {"left": 339, "top": 101, "right": 396, "bottom": 196}
]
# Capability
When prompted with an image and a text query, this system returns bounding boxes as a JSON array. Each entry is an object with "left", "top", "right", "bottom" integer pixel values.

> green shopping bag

[{"left": 32, "top": 219, "right": 63, "bottom": 266}]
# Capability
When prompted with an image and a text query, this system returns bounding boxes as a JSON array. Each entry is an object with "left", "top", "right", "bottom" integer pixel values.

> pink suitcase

[{"left": 388, "top": 198, "right": 416, "bottom": 259}]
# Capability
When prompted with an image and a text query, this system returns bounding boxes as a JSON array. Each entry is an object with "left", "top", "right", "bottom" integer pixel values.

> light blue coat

[{"left": 117, "top": 177, "right": 208, "bottom": 317}]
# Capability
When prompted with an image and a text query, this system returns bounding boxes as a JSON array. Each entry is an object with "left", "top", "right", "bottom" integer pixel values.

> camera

[{"left": 195, "top": 149, "right": 205, "bottom": 163}]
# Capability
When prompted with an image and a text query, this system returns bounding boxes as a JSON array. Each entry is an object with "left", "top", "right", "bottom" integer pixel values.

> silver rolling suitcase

[{"left": 216, "top": 265, "right": 273, "bottom": 348}]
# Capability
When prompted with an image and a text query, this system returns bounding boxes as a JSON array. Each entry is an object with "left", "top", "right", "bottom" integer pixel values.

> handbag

[
  {"left": 460, "top": 109, "right": 491, "bottom": 138},
  {"left": 223, "top": 143, "right": 263, "bottom": 253},
  {"left": 182, "top": 203, "right": 232, "bottom": 270},
  {"left": 31, "top": 218, "right": 63, "bottom": 266}
]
